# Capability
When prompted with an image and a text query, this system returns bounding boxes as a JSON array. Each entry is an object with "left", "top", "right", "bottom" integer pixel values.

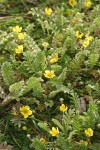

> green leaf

[
  {"left": 27, "top": 77, "right": 43, "bottom": 96},
  {"left": 0, "top": 0, "right": 6, "bottom": 3},
  {"left": 58, "top": 85, "right": 70, "bottom": 93},
  {"left": 32, "top": 138, "right": 46, "bottom": 150},
  {"left": 90, "top": 143, "right": 100, "bottom": 150},
  {"left": 38, "top": 122, "right": 49, "bottom": 132},
  {"left": 51, "top": 65, "right": 62, "bottom": 74},
  {"left": 33, "top": 51, "right": 47, "bottom": 72},
  {"left": 44, "top": 100, "right": 54, "bottom": 107},
  {"left": 87, "top": 53, "right": 99, "bottom": 67},
  {"left": 9, "top": 81, "right": 24, "bottom": 100},
  {"left": 23, "top": 51, "right": 35, "bottom": 74},
  {"left": 49, "top": 90, "right": 59, "bottom": 99},
  {"left": 56, "top": 133, "right": 73, "bottom": 150},
  {"left": 58, "top": 67, "right": 67, "bottom": 82},
  {"left": 67, "top": 130, "right": 77, "bottom": 142},
  {"left": 1, "top": 62, "right": 15, "bottom": 86},
  {"left": 73, "top": 115, "right": 82, "bottom": 131},
  {"left": 75, "top": 50, "right": 90, "bottom": 59},
  {"left": 24, "top": 34, "right": 41, "bottom": 55},
  {"left": 49, "top": 85, "right": 70, "bottom": 99},
  {"left": 52, "top": 118, "right": 63, "bottom": 131}
]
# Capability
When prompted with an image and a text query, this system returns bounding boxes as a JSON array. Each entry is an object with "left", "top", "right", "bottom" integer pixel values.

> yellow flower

[
  {"left": 50, "top": 53, "right": 59, "bottom": 64},
  {"left": 45, "top": 7, "right": 52, "bottom": 15},
  {"left": 69, "top": 0, "right": 77, "bottom": 7},
  {"left": 76, "top": 31, "right": 83, "bottom": 39},
  {"left": 18, "top": 33, "right": 24, "bottom": 40},
  {"left": 13, "top": 111, "right": 18, "bottom": 116},
  {"left": 84, "top": 0, "right": 92, "bottom": 7},
  {"left": 80, "top": 140, "right": 88, "bottom": 146},
  {"left": 12, "top": 26, "right": 22, "bottom": 33},
  {"left": 42, "top": 42, "right": 49, "bottom": 48},
  {"left": 22, "top": 126, "right": 27, "bottom": 130},
  {"left": 82, "top": 40, "right": 90, "bottom": 48},
  {"left": 44, "top": 70, "right": 55, "bottom": 78},
  {"left": 40, "top": 138, "right": 46, "bottom": 144},
  {"left": 50, "top": 127, "right": 59, "bottom": 136},
  {"left": 85, "top": 36, "right": 93, "bottom": 42},
  {"left": 85, "top": 128, "right": 93, "bottom": 137},
  {"left": 15, "top": 45, "right": 23, "bottom": 54},
  {"left": 20, "top": 106, "right": 32, "bottom": 119},
  {"left": 60, "top": 104, "right": 68, "bottom": 112}
]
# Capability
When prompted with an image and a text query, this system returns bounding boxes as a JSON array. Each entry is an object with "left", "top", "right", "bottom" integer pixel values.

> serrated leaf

[
  {"left": 38, "top": 122, "right": 49, "bottom": 132},
  {"left": 44, "top": 100, "right": 54, "bottom": 107},
  {"left": 67, "top": 130, "right": 77, "bottom": 142},
  {"left": 52, "top": 118, "right": 63, "bottom": 131},
  {"left": 58, "top": 85, "right": 70, "bottom": 94},
  {"left": 49, "top": 85, "right": 70, "bottom": 99},
  {"left": 51, "top": 65, "right": 62, "bottom": 73},
  {"left": 88, "top": 53, "right": 99, "bottom": 67},
  {"left": 32, "top": 138, "right": 46, "bottom": 150},
  {"left": 58, "top": 67, "right": 67, "bottom": 82},
  {"left": 1, "top": 62, "right": 14, "bottom": 86},
  {"left": 23, "top": 77, "right": 43, "bottom": 96},
  {"left": 49, "top": 90, "right": 59, "bottom": 99},
  {"left": 33, "top": 51, "right": 47, "bottom": 71},
  {"left": 9, "top": 81, "right": 24, "bottom": 100}
]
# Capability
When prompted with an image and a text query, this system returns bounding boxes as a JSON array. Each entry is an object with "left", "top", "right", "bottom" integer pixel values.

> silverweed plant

[{"left": 0, "top": 0, "right": 100, "bottom": 149}]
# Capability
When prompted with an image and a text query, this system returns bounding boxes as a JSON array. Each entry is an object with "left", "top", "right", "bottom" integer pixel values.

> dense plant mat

[{"left": 0, "top": 0, "right": 100, "bottom": 149}]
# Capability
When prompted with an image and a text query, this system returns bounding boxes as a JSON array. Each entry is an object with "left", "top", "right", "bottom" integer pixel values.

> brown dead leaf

[
  {"left": 94, "top": 28, "right": 100, "bottom": 36},
  {"left": 84, "top": 95, "right": 93, "bottom": 103},
  {"left": 0, "top": 143, "right": 13, "bottom": 150},
  {"left": 78, "top": 97, "right": 86, "bottom": 114}
]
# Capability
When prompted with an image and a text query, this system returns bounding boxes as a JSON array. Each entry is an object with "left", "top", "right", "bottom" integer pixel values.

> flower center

[{"left": 23, "top": 109, "right": 29, "bottom": 114}]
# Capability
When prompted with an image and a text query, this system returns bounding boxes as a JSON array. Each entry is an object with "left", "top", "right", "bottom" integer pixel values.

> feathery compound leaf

[
  {"left": 1, "top": 62, "right": 14, "bottom": 86},
  {"left": 23, "top": 51, "right": 35, "bottom": 74},
  {"left": 24, "top": 34, "right": 41, "bottom": 55},
  {"left": 73, "top": 115, "right": 82, "bottom": 131},
  {"left": 52, "top": 118, "right": 63, "bottom": 131},
  {"left": 33, "top": 51, "right": 47, "bottom": 72},
  {"left": 49, "top": 90, "right": 60, "bottom": 99},
  {"left": 49, "top": 85, "right": 70, "bottom": 99},
  {"left": 56, "top": 134, "right": 73, "bottom": 150},
  {"left": 38, "top": 122, "right": 49, "bottom": 132},
  {"left": 75, "top": 50, "right": 90, "bottom": 59},
  {"left": 9, "top": 81, "right": 25, "bottom": 100},
  {"left": 88, "top": 53, "right": 99, "bottom": 67},
  {"left": 24, "top": 77, "right": 43, "bottom": 95},
  {"left": 58, "top": 67, "right": 67, "bottom": 82},
  {"left": 31, "top": 138, "right": 46, "bottom": 150}
]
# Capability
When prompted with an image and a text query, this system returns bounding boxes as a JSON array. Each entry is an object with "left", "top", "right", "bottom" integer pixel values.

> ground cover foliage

[{"left": 0, "top": 0, "right": 100, "bottom": 149}]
